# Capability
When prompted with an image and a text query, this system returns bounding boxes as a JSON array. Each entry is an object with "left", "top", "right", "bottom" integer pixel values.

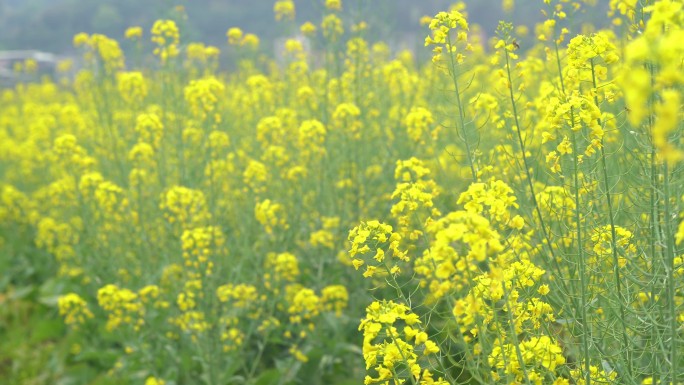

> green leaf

[
  {"left": 252, "top": 368, "right": 281, "bottom": 385},
  {"left": 38, "top": 277, "right": 73, "bottom": 307},
  {"left": 9, "top": 285, "right": 35, "bottom": 300},
  {"left": 31, "top": 317, "right": 65, "bottom": 342}
]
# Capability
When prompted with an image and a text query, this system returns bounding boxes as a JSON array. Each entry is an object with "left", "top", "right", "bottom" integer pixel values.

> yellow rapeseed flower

[{"left": 124, "top": 26, "right": 143, "bottom": 39}]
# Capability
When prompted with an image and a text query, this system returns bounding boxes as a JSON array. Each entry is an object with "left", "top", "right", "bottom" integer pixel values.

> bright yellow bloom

[
  {"left": 226, "top": 27, "right": 243, "bottom": 45},
  {"left": 322, "top": 14, "right": 344, "bottom": 41},
  {"left": 151, "top": 19, "right": 180, "bottom": 62},
  {"left": 255, "top": 199, "right": 289, "bottom": 235},
  {"left": 124, "top": 26, "right": 143, "bottom": 39},
  {"left": 117, "top": 71, "right": 147, "bottom": 104},
  {"left": 241, "top": 33, "right": 260, "bottom": 49},
  {"left": 58, "top": 293, "right": 94, "bottom": 327},
  {"left": 274, "top": 0, "right": 295, "bottom": 21},
  {"left": 300, "top": 21, "right": 317, "bottom": 36},
  {"left": 325, "top": 0, "right": 342, "bottom": 11},
  {"left": 145, "top": 376, "right": 165, "bottom": 385}
]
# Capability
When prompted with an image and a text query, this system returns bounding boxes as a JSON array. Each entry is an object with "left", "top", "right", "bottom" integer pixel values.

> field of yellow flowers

[{"left": 1, "top": 0, "right": 683, "bottom": 384}]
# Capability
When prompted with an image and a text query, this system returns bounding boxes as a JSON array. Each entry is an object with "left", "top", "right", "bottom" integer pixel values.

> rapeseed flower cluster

[
  {"left": 359, "top": 300, "right": 445, "bottom": 385},
  {"left": 58, "top": 293, "right": 94, "bottom": 328},
  {"left": 73, "top": 33, "right": 125, "bottom": 73},
  {"left": 1, "top": 0, "right": 683, "bottom": 384},
  {"left": 424, "top": 9, "right": 470, "bottom": 64},
  {"left": 117, "top": 71, "right": 148, "bottom": 104},
  {"left": 151, "top": 19, "right": 180, "bottom": 62}
]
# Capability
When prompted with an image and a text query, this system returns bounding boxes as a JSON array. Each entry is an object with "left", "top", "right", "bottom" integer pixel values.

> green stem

[
  {"left": 386, "top": 327, "right": 418, "bottom": 385},
  {"left": 570, "top": 130, "right": 591, "bottom": 385},
  {"left": 501, "top": 281, "right": 532, "bottom": 385},
  {"left": 446, "top": 35, "right": 477, "bottom": 181},
  {"left": 503, "top": 45, "right": 567, "bottom": 295},
  {"left": 589, "top": 59, "right": 633, "bottom": 379},
  {"left": 662, "top": 160, "right": 678, "bottom": 385}
]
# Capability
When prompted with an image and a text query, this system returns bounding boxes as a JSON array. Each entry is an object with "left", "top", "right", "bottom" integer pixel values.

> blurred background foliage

[{"left": 0, "top": 0, "right": 609, "bottom": 54}]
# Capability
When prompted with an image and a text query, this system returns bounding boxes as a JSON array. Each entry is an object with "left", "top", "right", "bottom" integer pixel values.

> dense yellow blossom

[
  {"left": 184, "top": 77, "right": 225, "bottom": 122},
  {"left": 124, "top": 26, "right": 143, "bottom": 40},
  {"left": 151, "top": 19, "right": 180, "bottom": 62},
  {"left": 255, "top": 199, "right": 289, "bottom": 235},
  {"left": 145, "top": 377, "right": 165, "bottom": 385},
  {"left": 160, "top": 186, "right": 210, "bottom": 228},
  {"left": 321, "top": 14, "right": 344, "bottom": 41},
  {"left": 425, "top": 9, "right": 470, "bottom": 63},
  {"left": 325, "top": 0, "right": 342, "bottom": 11},
  {"left": 274, "top": 0, "right": 295, "bottom": 21},
  {"left": 4, "top": 2, "right": 684, "bottom": 384},
  {"left": 97, "top": 284, "right": 144, "bottom": 331},
  {"left": 58, "top": 293, "right": 94, "bottom": 327},
  {"left": 117, "top": 71, "right": 148, "bottom": 104}
]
